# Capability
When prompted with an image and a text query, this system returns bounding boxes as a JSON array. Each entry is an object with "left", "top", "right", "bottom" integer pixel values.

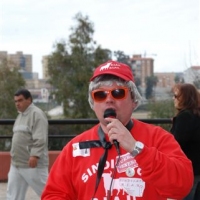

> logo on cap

[
  {"left": 100, "top": 61, "right": 121, "bottom": 71},
  {"left": 90, "top": 60, "right": 134, "bottom": 82}
]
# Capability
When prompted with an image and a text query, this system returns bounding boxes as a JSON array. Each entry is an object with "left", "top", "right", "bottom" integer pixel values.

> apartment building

[
  {"left": 130, "top": 54, "right": 154, "bottom": 88},
  {"left": 154, "top": 72, "right": 176, "bottom": 88},
  {"left": 184, "top": 66, "right": 200, "bottom": 84},
  {"left": 0, "top": 51, "right": 32, "bottom": 73},
  {"left": 42, "top": 55, "right": 49, "bottom": 80}
]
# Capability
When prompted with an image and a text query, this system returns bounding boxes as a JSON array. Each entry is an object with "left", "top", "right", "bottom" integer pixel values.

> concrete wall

[{"left": 0, "top": 151, "right": 60, "bottom": 182}]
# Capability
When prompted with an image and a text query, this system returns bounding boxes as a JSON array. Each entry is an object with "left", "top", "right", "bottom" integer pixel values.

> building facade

[
  {"left": 184, "top": 66, "right": 200, "bottom": 84},
  {"left": 130, "top": 54, "right": 154, "bottom": 88},
  {"left": 0, "top": 51, "right": 32, "bottom": 73},
  {"left": 42, "top": 55, "right": 49, "bottom": 80}
]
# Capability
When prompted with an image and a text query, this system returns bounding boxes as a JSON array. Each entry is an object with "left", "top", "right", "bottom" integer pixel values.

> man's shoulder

[
  {"left": 29, "top": 104, "right": 47, "bottom": 119},
  {"left": 30, "top": 104, "right": 45, "bottom": 113}
]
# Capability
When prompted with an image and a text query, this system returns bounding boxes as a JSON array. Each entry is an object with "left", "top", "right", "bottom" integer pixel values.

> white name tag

[{"left": 72, "top": 142, "right": 90, "bottom": 157}]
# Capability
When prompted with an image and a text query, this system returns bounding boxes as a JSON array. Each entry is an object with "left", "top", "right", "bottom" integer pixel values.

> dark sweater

[{"left": 170, "top": 109, "right": 200, "bottom": 175}]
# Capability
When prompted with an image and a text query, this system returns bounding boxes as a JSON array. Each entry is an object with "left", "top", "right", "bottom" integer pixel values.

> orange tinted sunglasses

[{"left": 91, "top": 87, "right": 129, "bottom": 102}]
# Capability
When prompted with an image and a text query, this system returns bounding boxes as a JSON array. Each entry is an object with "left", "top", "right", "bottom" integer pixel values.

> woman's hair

[
  {"left": 88, "top": 74, "right": 142, "bottom": 110},
  {"left": 172, "top": 83, "right": 200, "bottom": 116}
]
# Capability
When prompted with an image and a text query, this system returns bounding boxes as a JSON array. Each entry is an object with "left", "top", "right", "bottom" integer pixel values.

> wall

[{"left": 0, "top": 151, "right": 60, "bottom": 182}]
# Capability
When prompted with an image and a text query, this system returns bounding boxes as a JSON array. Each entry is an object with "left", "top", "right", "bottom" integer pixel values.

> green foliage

[
  {"left": 0, "top": 57, "right": 26, "bottom": 151},
  {"left": 0, "top": 58, "right": 26, "bottom": 118},
  {"left": 174, "top": 75, "right": 184, "bottom": 83},
  {"left": 148, "top": 100, "right": 175, "bottom": 131},
  {"left": 114, "top": 51, "right": 130, "bottom": 65},
  {"left": 47, "top": 12, "right": 112, "bottom": 120},
  {"left": 145, "top": 76, "right": 158, "bottom": 99}
]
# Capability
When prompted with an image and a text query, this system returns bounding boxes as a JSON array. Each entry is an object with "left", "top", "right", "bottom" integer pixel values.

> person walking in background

[
  {"left": 6, "top": 89, "right": 49, "bottom": 200},
  {"left": 42, "top": 60, "right": 193, "bottom": 200},
  {"left": 170, "top": 83, "right": 200, "bottom": 200}
]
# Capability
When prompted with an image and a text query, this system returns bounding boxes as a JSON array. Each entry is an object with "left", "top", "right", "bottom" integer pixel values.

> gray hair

[{"left": 88, "top": 75, "right": 142, "bottom": 110}]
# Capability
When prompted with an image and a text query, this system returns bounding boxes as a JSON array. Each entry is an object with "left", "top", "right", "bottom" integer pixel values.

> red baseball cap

[{"left": 90, "top": 60, "right": 134, "bottom": 82}]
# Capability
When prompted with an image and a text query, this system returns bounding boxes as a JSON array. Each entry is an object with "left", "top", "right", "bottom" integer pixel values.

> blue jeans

[{"left": 183, "top": 175, "right": 200, "bottom": 200}]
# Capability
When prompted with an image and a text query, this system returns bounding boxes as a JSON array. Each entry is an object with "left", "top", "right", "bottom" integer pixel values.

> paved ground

[{"left": 0, "top": 182, "right": 40, "bottom": 200}]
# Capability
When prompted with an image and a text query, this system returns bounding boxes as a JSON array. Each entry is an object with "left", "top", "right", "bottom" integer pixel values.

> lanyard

[
  {"left": 93, "top": 126, "right": 112, "bottom": 197},
  {"left": 79, "top": 127, "right": 112, "bottom": 198}
]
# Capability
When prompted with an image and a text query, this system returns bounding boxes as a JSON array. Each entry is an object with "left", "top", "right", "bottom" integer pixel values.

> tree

[
  {"left": 114, "top": 50, "right": 130, "bottom": 65},
  {"left": 193, "top": 74, "right": 200, "bottom": 89},
  {"left": 0, "top": 57, "right": 26, "bottom": 118},
  {"left": 193, "top": 80, "right": 200, "bottom": 89},
  {"left": 0, "top": 57, "right": 26, "bottom": 150},
  {"left": 174, "top": 75, "right": 184, "bottom": 83},
  {"left": 47, "top": 13, "right": 112, "bottom": 119},
  {"left": 145, "top": 76, "right": 158, "bottom": 100},
  {"left": 134, "top": 76, "right": 142, "bottom": 96}
]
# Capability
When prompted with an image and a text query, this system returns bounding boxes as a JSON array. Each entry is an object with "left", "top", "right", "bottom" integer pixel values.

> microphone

[{"left": 103, "top": 109, "right": 120, "bottom": 155}]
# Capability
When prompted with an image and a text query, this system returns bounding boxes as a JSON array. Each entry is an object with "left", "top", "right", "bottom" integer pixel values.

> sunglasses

[
  {"left": 173, "top": 94, "right": 178, "bottom": 99},
  {"left": 91, "top": 87, "right": 129, "bottom": 102}
]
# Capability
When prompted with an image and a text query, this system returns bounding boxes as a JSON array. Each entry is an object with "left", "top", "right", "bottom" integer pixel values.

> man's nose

[{"left": 105, "top": 92, "right": 114, "bottom": 101}]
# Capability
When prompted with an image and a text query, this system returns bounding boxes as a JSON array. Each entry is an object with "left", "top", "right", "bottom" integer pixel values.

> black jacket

[{"left": 170, "top": 109, "right": 200, "bottom": 175}]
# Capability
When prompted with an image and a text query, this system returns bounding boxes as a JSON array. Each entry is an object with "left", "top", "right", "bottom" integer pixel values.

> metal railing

[{"left": 0, "top": 118, "right": 172, "bottom": 139}]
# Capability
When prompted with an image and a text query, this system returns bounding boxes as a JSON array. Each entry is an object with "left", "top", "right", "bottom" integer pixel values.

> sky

[{"left": 0, "top": 0, "right": 199, "bottom": 78}]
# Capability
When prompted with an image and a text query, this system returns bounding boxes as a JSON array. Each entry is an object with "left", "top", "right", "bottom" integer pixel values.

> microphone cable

[{"left": 107, "top": 148, "right": 121, "bottom": 200}]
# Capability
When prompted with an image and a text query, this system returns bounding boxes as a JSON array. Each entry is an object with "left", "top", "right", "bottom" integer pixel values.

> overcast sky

[{"left": 0, "top": 0, "right": 199, "bottom": 78}]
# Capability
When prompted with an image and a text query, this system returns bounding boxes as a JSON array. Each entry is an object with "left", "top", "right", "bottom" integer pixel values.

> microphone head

[{"left": 104, "top": 108, "right": 116, "bottom": 118}]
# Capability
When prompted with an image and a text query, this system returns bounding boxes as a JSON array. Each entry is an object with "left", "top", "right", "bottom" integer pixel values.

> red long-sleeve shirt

[{"left": 42, "top": 119, "right": 193, "bottom": 200}]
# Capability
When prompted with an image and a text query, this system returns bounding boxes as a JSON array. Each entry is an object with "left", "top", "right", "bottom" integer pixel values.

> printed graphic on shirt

[
  {"left": 72, "top": 142, "right": 90, "bottom": 157},
  {"left": 81, "top": 153, "right": 145, "bottom": 199},
  {"left": 116, "top": 152, "right": 138, "bottom": 173},
  {"left": 102, "top": 172, "right": 145, "bottom": 197}
]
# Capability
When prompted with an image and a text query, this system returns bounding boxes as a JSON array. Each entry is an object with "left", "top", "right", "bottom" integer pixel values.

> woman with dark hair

[{"left": 171, "top": 83, "right": 200, "bottom": 200}]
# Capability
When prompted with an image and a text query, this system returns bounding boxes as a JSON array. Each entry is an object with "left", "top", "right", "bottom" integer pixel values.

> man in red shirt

[{"left": 42, "top": 60, "right": 193, "bottom": 200}]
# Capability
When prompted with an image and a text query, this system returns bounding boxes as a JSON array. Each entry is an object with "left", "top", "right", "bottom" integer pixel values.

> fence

[{"left": 0, "top": 118, "right": 172, "bottom": 139}]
